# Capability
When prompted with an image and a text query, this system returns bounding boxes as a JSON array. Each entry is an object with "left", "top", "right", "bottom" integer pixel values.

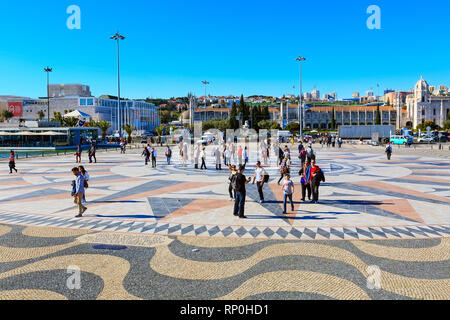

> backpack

[
  {"left": 230, "top": 174, "right": 239, "bottom": 190},
  {"left": 167, "top": 149, "right": 172, "bottom": 157}
]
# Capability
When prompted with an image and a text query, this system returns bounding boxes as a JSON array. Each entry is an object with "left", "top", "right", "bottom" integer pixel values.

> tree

[
  {"left": 417, "top": 121, "right": 440, "bottom": 131},
  {"left": 261, "top": 106, "right": 270, "bottom": 121},
  {"left": 64, "top": 117, "right": 79, "bottom": 127},
  {"left": 443, "top": 119, "right": 450, "bottom": 130},
  {"left": 154, "top": 125, "right": 165, "bottom": 145},
  {"left": 331, "top": 107, "right": 336, "bottom": 130},
  {"left": 251, "top": 106, "right": 261, "bottom": 131},
  {"left": 202, "top": 119, "right": 230, "bottom": 131},
  {"left": 238, "top": 94, "right": 249, "bottom": 124},
  {"left": 286, "top": 122, "right": 300, "bottom": 134},
  {"left": 1, "top": 110, "right": 14, "bottom": 122},
  {"left": 37, "top": 110, "right": 45, "bottom": 120},
  {"left": 386, "top": 97, "right": 391, "bottom": 106},
  {"left": 229, "top": 101, "right": 239, "bottom": 130},
  {"left": 375, "top": 106, "right": 381, "bottom": 125},
  {"left": 258, "top": 120, "right": 281, "bottom": 130},
  {"left": 121, "top": 124, "right": 134, "bottom": 143},
  {"left": 97, "top": 120, "right": 111, "bottom": 141}
]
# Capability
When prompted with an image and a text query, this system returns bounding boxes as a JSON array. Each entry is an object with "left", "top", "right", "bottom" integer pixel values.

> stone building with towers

[{"left": 404, "top": 77, "right": 450, "bottom": 129}]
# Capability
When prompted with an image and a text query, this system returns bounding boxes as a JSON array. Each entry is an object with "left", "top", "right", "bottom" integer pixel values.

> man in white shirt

[{"left": 253, "top": 161, "right": 267, "bottom": 203}]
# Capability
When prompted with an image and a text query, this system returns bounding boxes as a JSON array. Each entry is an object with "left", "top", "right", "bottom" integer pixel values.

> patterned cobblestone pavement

[{"left": 0, "top": 147, "right": 448, "bottom": 299}]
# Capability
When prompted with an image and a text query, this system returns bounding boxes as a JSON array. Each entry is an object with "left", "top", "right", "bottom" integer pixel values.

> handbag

[{"left": 84, "top": 180, "right": 89, "bottom": 188}]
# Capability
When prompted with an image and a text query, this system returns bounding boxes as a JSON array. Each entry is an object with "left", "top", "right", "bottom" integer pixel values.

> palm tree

[
  {"left": 37, "top": 110, "right": 45, "bottom": 120},
  {"left": 121, "top": 124, "right": 134, "bottom": 143},
  {"left": 97, "top": 120, "right": 111, "bottom": 141},
  {"left": 155, "top": 125, "right": 165, "bottom": 145},
  {"left": 63, "top": 117, "right": 79, "bottom": 127}
]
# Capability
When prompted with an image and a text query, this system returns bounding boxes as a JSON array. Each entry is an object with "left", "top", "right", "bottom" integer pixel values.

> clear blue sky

[{"left": 0, "top": 0, "right": 449, "bottom": 99}]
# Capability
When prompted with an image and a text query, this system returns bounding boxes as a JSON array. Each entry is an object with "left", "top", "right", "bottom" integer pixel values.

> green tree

[
  {"left": 443, "top": 119, "right": 450, "bottom": 130},
  {"left": 1, "top": 110, "right": 14, "bottom": 122},
  {"left": 258, "top": 120, "right": 281, "bottom": 130},
  {"left": 331, "top": 107, "right": 336, "bottom": 130},
  {"left": 286, "top": 122, "right": 300, "bottom": 134},
  {"left": 262, "top": 105, "right": 270, "bottom": 121},
  {"left": 97, "top": 120, "right": 111, "bottom": 141},
  {"left": 64, "top": 117, "right": 79, "bottom": 127},
  {"left": 238, "top": 94, "right": 249, "bottom": 123},
  {"left": 251, "top": 106, "right": 261, "bottom": 131},
  {"left": 386, "top": 97, "right": 391, "bottom": 106},
  {"left": 375, "top": 105, "right": 381, "bottom": 125},
  {"left": 121, "top": 124, "right": 134, "bottom": 143},
  {"left": 229, "top": 101, "right": 239, "bottom": 130},
  {"left": 154, "top": 125, "right": 165, "bottom": 144},
  {"left": 417, "top": 121, "right": 440, "bottom": 131},
  {"left": 37, "top": 110, "right": 45, "bottom": 120}
]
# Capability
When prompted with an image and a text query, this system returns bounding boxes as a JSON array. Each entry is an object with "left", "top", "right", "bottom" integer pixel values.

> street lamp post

[
  {"left": 44, "top": 67, "right": 52, "bottom": 121},
  {"left": 296, "top": 55, "right": 306, "bottom": 139},
  {"left": 202, "top": 80, "right": 210, "bottom": 108},
  {"left": 110, "top": 31, "right": 125, "bottom": 137}
]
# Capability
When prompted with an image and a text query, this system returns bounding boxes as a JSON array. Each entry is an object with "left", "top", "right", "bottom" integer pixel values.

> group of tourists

[
  {"left": 75, "top": 143, "right": 97, "bottom": 164},
  {"left": 141, "top": 144, "right": 158, "bottom": 167},
  {"left": 224, "top": 141, "right": 326, "bottom": 217}
]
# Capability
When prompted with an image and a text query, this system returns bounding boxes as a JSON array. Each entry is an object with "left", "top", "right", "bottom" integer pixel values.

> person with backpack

[
  {"left": 165, "top": 146, "right": 172, "bottom": 165},
  {"left": 385, "top": 142, "right": 393, "bottom": 160},
  {"left": 299, "top": 147, "right": 307, "bottom": 168},
  {"left": 253, "top": 161, "right": 267, "bottom": 203},
  {"left": 232, "top": 165, "right": 251, "bottom": 218},
  {"left": 227, "top": 165, "right": 237, "bottom": 201},
  {"left": 142, "top": 145, "right": 150, "bottom": 165},
  {"left": 306, "top": 144, "right": 315, "bottom": 162},
  {"left": 281, "top": 173, "right": 295, "bottom": 214},
  {"left": 72, "top": 167, "right": 87, "bottom": 218},
  {"left": 310, "top": 159, "right": 325, "bottom": 203}
]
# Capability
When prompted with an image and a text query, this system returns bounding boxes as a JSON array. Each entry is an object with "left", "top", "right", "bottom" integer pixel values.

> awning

[{"left": 63, "top": 110, "right": 92, "bottom": 118}]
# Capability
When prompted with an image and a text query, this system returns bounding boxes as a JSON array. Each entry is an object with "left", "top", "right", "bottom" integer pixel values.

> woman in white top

[{"left": 78, "top": 165, "right": 89, "bottom": 203}]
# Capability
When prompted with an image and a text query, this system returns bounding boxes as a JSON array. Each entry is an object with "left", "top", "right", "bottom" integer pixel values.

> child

[{"left": 9, "top": 151, "right": 18, "bottom": 174}]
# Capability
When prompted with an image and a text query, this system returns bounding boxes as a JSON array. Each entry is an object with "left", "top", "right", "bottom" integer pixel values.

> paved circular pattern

[{"left": 0, "top": 146, "right": 449, "bottom": 240}]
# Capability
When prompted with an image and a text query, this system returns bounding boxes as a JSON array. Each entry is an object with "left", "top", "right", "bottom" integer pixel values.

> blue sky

[{"left": 0, "top": 0, "right": 449, "bottom": 99}]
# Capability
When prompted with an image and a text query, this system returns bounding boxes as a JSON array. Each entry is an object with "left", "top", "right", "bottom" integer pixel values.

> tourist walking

[
  {"left": 310, "top": 159, "right": 325, "bottom": 203},
  {"left": 88, "top": 143, "right": 97, "bottom": 163},
  {"left": 243, "top": 146, "right": 249, "bottom": 168},
  {"left": 338, "top": 137, "right": 342, "bottom": 148},
  {"left": 78, "top": 165, "right": 89, "bottom": 203},
  {"left": 165, "top": 146, "right": 172, "bottom": 165},
  {"left": 253, "top": 161, "right": 267, "bottom": 203},
  {"left": 281, "top": 173, "right": 295, "bottom": 214},
  {"left": 75, "top": 144, "right": 82, "bottom": 163},
  {"left": 278, "top": 158, "right": 288, "bottom": 185},
  {"left": 237, "top": 145, "right": 243, "bottom": 166},
  {"left": 194, "top": 144, "right": 200, "bottom": 169},
  {"left": 231, "top": 165, "right": 251, "bottom": 218},
  {"left": 142, "top": 145, "right": 150, "bottom": 165},
  {"left": 230, "top": 143, "right": 236, "bottom": 164},
  {"left": 227, "top": 164, "right": 237, "bottom": 201},
  {"left": 214, "top": 147, "right": 222, "bottom": 170},
  {"left": 299, "top": 160, "right": 312, "bottom": 201},
  {"left": 72, "top": 167, "right": 87, "bottom": 218},
  {"left": 385, "top": 142, "right": 393, "bottom": 160},
  {"left": 8, "top": 150, "right": 17, "bottom": 174},
  {"left": 120, "top": 141, "right": 126, "bottom": 154},
  {"left": 306, "top": 144, "right": 316, "bottom": 162},
  {"left": 200, "top": 147, "right": 207, "bottom": 170},
  {"left": 224, "top": 147, "right": 231, "bottom": 167},
  {"left": 151, "top": 147, "right": 157, "bottom": 168}
]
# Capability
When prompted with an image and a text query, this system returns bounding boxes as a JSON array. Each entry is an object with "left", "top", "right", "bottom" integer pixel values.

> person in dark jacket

[{"left": 310, "top": 159, "right": 325, "bottom": 203}]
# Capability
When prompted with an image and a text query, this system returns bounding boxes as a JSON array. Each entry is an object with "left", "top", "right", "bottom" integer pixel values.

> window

[
  {"left": 80, "top": 99, "right": 86, "bottom": 106},
  {"left": 433, "top": 109, "right": 436, "bottom": 116},
  {"left": 87, "top": 99, "right": 93, "bottom": 106},
  {"left": 422, "top": 109, "right": 425, "bottom": 116}
]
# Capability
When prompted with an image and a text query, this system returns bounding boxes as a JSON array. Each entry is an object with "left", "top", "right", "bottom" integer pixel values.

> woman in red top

[{"left": 310, "top": 159, "right": 324, "bottom": 203}]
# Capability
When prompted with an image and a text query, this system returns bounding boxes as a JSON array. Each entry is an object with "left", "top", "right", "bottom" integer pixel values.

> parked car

[
  {"left": 417, "top": 135, "right": 434, "bottom": 143},
  {"left": 390, "top": 135, "right": 413, "bottom": 145}
]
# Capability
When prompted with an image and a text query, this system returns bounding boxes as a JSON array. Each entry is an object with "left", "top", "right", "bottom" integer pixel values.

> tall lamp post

[
  {"left": 44, "top": 67, "right": 52, "bottom": 121},
  {"left": 110, "top": 31, "right": 125, "bottom": 137},
  {"left": 202, "top": 80, "right": 210, "bottom": 108},
  {"left": 296, "top": 55, "right": 306, "bottom": 138}
]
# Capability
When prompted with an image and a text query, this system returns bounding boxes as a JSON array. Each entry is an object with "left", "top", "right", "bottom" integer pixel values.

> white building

[{"left": 404, "top": 77, "right": 450, "bottom": 128}]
